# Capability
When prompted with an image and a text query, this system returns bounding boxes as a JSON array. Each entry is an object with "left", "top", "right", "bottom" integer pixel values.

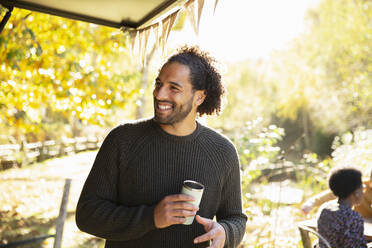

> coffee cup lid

[{"left": 183, "top": 180, "right": 204, "bottom": 191}]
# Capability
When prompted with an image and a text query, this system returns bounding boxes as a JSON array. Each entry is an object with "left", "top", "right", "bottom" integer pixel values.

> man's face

[{"left": 153, "top": 62, "right": 198, "bottom": 125}]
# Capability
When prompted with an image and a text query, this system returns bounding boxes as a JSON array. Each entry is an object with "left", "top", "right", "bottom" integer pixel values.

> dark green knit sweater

[{"left": 76, "top": 118, "right": 247, "bottom": 248}]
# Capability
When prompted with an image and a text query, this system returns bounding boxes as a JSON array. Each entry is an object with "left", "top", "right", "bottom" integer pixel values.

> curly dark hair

[
  {"left": 328, "top": 166, "right": 362, "bottom": 199},
  {"left": 164, "top": 46, "right": 225, "bottom": 116}
]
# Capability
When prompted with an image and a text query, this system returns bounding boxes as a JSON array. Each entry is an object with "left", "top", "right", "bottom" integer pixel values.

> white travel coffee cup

[{"left": 181, "top": 180, "right": 204, "bottom": 225}]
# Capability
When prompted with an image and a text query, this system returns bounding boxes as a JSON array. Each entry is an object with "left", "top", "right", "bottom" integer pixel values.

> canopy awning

[
  {"left": 0, "top": 0, "right": 218, "bottom": 62},
  {"left": 0, "top": 0, "right": 188, "bottom": 29}
]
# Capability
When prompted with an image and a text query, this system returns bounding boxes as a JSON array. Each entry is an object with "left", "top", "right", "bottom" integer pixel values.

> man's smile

[{"left": 155, "top": 101, "right": 173, "bottom": 113}]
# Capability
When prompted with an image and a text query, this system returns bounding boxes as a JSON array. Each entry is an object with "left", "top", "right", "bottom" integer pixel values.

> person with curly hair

[
  {"left": 317, "top": 166, "right": 367, "bottom": 248},
  {"left": 76, "top": 46, "right": 247, "bottom": 248},
  {"left": 302, "top": 168, "right": 372, "bottom": 218}
]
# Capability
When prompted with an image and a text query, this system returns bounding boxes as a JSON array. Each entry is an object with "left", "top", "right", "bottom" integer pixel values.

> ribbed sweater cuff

[
  {"left": 144, "top": 205, "right": 157, "bottom": 231},
  {"left": 219, "top": 221, "right": 230, "bottom": 248}
]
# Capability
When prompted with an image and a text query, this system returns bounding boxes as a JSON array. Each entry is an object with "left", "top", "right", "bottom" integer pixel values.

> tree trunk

[
  {"left": 136, "top": 45, "right": 157, "bottom": 119},
  {"left": 302, "top": 108, "right": 310, "bottom": 149}
]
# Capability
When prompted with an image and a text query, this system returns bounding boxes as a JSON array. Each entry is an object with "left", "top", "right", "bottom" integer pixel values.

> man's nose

[{"left": 154, "top": 85, "right": 168, "bottom": 100}]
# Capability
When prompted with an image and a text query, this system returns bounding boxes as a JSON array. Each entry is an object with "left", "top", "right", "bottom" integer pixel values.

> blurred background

[{"left": 1, "top": 0, "right": 371, "bottom": 247}]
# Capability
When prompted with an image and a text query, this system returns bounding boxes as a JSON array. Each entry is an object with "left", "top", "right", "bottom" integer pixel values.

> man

[{"left": 76, "top": 46, "right": 247, "bottom": 248}]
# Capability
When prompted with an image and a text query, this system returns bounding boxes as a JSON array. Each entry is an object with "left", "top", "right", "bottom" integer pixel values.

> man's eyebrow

[
  {"left": 155, "top": 78, "right": 183, "bottom": 88},
  {"left": 170, "top": 81, "right": 183, "bottom": 88}
]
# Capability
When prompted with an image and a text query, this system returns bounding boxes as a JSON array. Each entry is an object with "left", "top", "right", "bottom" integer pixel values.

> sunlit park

[{"left": 0, "top": 0, "right": 371, "bottom": 247}]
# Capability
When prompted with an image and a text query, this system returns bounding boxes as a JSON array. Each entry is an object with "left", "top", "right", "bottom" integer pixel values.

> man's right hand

[{"left": 154, "top": 194, "right": 199, "bottom": 228}]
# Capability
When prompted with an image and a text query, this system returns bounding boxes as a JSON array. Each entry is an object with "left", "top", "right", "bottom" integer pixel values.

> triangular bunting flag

[
  {"left": 152, "top": 23, "right": 160, "bottom": 49},
  {"left": 165, "top": 10, "right": 180, "bottom": 43},
  {"left": 161, "top": 16, "right": 170, "bottom": 54},
  {"left": 141, "top": 27, "right": 151, "bottom": 65},
  {"left": 185, "top": 0, "right": 198, "bottom": 35},
  {"left": 214, "top": 0, "right": 219, "bottom": 14},
  {"left": 197, "top": 0, "right": 205, "bottom": 33},
  {"left": 129, "top": 30, "right": 138, "bottom": 51}
]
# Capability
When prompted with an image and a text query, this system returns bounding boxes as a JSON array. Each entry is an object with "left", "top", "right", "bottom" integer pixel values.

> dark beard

[{"left": 153, "top": 97, "right": 193, "bottom": 125}]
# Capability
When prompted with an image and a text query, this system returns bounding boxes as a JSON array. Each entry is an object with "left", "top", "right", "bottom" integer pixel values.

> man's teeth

[{"left": 158, "top": 105, "right": 172, "bottom": 110}]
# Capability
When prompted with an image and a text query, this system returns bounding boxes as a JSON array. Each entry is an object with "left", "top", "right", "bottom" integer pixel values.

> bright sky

[{"left": 169, "top": 0, "right": 320, "bottom": 62}]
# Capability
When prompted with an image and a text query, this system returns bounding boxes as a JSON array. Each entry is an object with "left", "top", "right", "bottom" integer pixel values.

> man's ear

[{"left": 195, "top": 90, "right": 206, "bottom": 106}]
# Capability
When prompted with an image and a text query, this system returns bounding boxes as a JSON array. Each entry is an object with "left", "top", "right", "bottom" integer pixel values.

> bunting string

[{"left": 121, "top": 0, "right": 219, "bottom": 65}]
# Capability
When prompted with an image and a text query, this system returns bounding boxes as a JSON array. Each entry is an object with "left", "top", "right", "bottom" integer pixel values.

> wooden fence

[
  {"left": 0, "top": 136, "right": 102, "bottom": 170},
  {"left": 0, "top": 179, "right": 72, "bottom": 248}
]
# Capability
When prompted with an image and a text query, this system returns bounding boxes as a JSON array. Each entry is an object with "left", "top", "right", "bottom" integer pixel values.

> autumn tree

[
  {"left": 212, "top": 0, "right": 371, "bottom": 154},
  {"left": 273, "top": 0, "right": 372, "bottom": 133},
  {"left": 0, "top": 7, "right": 141, "bottom": 141}
]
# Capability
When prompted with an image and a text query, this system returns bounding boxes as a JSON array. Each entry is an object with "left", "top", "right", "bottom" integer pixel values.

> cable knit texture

[{"left": 76, "top": 118, "right": 247, "bottom": 248}]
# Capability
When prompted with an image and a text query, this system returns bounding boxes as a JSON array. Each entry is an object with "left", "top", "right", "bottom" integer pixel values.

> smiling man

[{"left": 76, "top": 46, "right": 247, "bottom": 248}]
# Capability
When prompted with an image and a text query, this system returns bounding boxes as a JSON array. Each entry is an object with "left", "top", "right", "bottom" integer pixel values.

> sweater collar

[{"left": 152, "top": 118, "right": 202, "bottom": 142}]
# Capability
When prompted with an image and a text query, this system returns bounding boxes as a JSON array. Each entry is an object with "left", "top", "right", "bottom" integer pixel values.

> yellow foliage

[{"left": 0, "top": 8, "right": 142, "bottom": 138}]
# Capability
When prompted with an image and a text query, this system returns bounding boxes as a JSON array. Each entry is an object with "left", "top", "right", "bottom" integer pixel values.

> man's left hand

[{"left": 194, "top": 215, "right": 226, "bottom": 248}]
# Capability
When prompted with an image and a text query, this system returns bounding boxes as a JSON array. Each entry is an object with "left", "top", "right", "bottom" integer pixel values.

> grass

[
  {"left": 242, "top": 181, "right": 308, "bottom": 248},
  {"left": 0, "top": 151, "right": 104, "bottom": 248}
]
